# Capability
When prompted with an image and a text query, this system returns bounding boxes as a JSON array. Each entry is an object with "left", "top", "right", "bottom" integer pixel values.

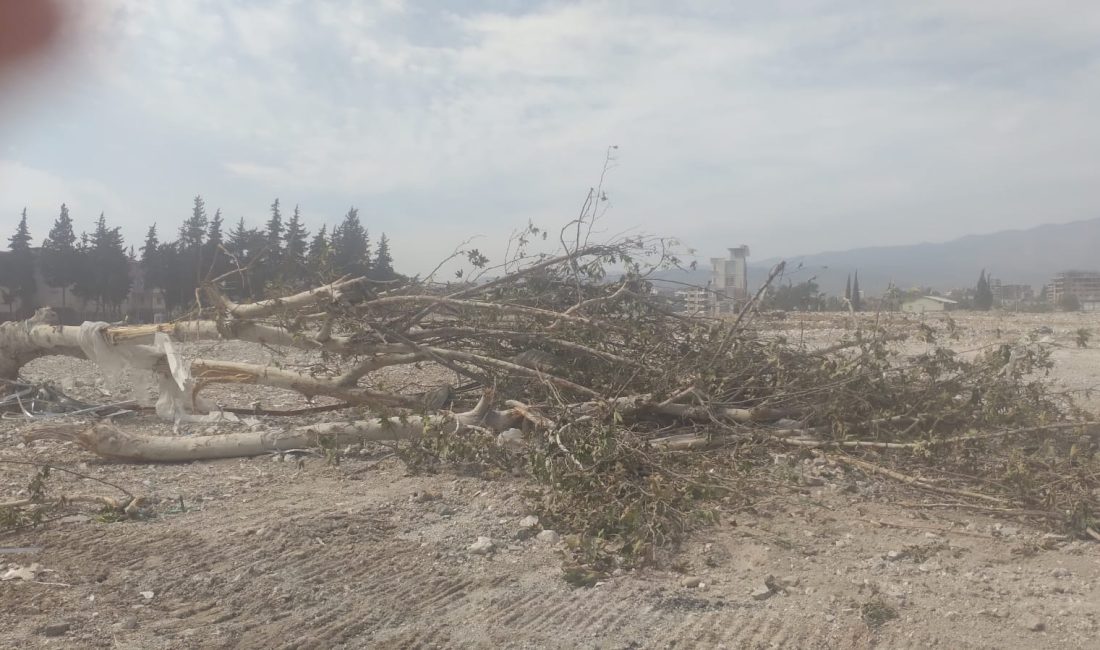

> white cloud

[
  {"left": 5, "top": 0, "right": 1100, "bottom": 271},
  {"left": 0, "top": 160, "right": 133, "bottom": 238}
]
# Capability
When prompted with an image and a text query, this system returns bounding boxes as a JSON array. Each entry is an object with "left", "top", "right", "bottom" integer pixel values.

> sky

[{"left": 2, "top": 0, "right": 1100, "bottom": 273}]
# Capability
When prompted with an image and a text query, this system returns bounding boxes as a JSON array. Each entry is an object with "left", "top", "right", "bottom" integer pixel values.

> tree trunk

[
  {"left": 25, "top": 395, "right": 523, "bottom": 462},
  {"left": 0, "top": 308, "right": 83, "bottom": 386}
]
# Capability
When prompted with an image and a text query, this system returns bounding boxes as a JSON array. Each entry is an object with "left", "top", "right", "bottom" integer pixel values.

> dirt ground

[{"left": 2, "top": 312, "right": 1099, "bottom": 649}]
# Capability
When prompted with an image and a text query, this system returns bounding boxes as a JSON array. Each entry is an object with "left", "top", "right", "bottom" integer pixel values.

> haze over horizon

[{"left": 3, "top": 1, "right": 1100, "bottom": 272}]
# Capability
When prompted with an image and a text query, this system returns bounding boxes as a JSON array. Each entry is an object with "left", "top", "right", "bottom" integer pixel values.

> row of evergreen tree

[{"left": 1, "top": 197, "right": 398, "bottom": 318}]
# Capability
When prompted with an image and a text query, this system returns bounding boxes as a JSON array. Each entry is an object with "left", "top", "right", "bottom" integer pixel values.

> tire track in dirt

[
  {"left": 17, "top": 473, "right": 1073, "bottom": 649},
  {"left": 231, "top": 540, "right": 493, "bottom": 648},
  {"left": 11, "top": 492, "right": 861, "bottom": 649}
]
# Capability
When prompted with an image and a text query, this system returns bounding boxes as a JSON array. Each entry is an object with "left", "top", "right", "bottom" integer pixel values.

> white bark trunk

[{"left": 25, "top": 394, "right": 523, "bottom": 462}]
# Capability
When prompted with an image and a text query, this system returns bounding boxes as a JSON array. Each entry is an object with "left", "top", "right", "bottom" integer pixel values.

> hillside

[{"left": 656, "top": 218, "right": 1100, "bottom": 296}]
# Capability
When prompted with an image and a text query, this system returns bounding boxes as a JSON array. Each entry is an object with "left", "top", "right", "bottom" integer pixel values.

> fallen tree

[{"left": 3, "top": 231, "right": 1099, "bottom": 563}]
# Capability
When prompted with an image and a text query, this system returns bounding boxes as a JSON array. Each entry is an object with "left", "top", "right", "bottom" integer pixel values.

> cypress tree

[
  {"left": 845, "top": 274, "right": 852, "bottom": 302},
  {"left": 851, "top": 271, "right": 862, "bottom": 312},
  {"left": 975, "top": 270, "right": 993, "bottom": 311}
]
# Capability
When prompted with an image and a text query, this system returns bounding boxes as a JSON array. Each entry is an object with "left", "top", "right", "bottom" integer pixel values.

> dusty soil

[{"left": 2, "top": 312, "right": 1099, "bottom": 649}]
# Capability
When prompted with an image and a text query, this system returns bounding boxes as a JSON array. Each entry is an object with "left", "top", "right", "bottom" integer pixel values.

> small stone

[
  {"left": 1022, "top": 615, "right": 1045, "bottom": 632},
  {"left": 117, "top": 616, "right": 139, "bottom": 631},
  {"left": 681, "top": 576, "right": 702, "bottom": 588},
  {"left": 40, "top": 622, "right": 70, "bottom": 637},
  {"left": 496, "top": 428, "right": 525, "bottom": 450},
  {"left": 918, "top": 560, "right": 940, "bottom": 573},
  {"left": 519, "top": 515, "right": 539, "bottom": 528},
  {"left": 751, "top": 585, "right": 774, "bottom": 600},
  {"left": 536, "top": 530, "right": 560, "bottom": 544},
  {"left": 469, "top": 537, "right": 494, "bottom": 555},
  {"left": 1051, "top": 567, "right": 1071, "bottom": 578},
  {"left": 886, "top": 550, "right": 902, "bottom": 561},
  {"left": 413, "top": 490, "right": 441, "bottom": 503},
  {"left": 824, "top": 613, "right": 836, "bottom": 623},
  {"left": 779, "top": 575, "right": 800, "bottom": 588},
  {"left": 139, "top": 591, "right": 155, "bottom": 600}
]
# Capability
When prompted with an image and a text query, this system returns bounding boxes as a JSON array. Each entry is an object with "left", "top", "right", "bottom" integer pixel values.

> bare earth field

[{"left": 2, "top": 312, "right": 1099, "bottom": 649}]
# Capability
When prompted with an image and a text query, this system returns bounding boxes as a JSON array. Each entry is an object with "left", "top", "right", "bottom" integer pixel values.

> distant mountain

[{"left": 652, "top": 218, "right": 1100, "bottom": 296}]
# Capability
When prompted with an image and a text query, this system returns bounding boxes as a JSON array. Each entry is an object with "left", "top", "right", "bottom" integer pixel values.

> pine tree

[
  {"left": 371, "top": 233, "right": 395, "bottom": 281},
  {"left": 206, "top": 209, "right": 224, "bottom": 248},
  {"left": 155, "top": 242, "right": 187, "bottom": 313},
  {"left": 226, "top": 217, "right": 251, "bottom": 262},
  {"left": 282, "top": 204, "right": 309, "bottom": 280},
  {"left": 203, "top": 208, "right": 228, "bottom": 280},
  {"left": 179, "top": 195, "right": 208, "bottom": 250},
  {"left": 4, "top": 209, "right": 36, "bottom": 314},
  {"left": 851, "top": 272, "right": 862, "bottom": 312},
  {"left": 179, "top": 195, "right": 208, "bottom": 287},
  {"left": 251, "top": 198, "right": 285, "bottom": 293},
  {"left": 41, "top": 203, "right": 79, "bottom": 308},
  {"left": 99, "top": 216, "right": 132, "bottom": 315},
  {"left": 74, "top": 213, "right": 132, "bottom": 317},
  {"left": 140, "top": 225, "right": 163, "bottom": 298},
  {"left": 161, "top": 196, "right": 210, "bottom": 310},
  {"left": 307, "top": 224, "right": 330, "bottom": 275},
  {"left": 331, "top": 207, "right": 370, "bottom": 277},
  {"left": 225, "top": 217, "right": 266, "bottom": 300},
  {"left": 264, "top": 198, "right": 283, "bottom": 256}
]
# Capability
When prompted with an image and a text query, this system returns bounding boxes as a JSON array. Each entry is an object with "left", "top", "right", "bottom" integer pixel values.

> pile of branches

[{"left": 3, "top": 232, "right": 1098, "bottom": 564}]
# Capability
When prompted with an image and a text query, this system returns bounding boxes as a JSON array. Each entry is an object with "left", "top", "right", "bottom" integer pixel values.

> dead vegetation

[{"left": 2, "top": 224, "right": 1098, "bottom": 574}]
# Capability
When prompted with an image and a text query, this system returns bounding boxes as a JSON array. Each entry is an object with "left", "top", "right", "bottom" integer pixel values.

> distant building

[
  {"left": 994, "top": 283, "right": 1033, "bottom": 303},
  {"left": 674, "top": 286, "right": 710, "bottom": 315},
  {"left": 710, "top": 246, "right": 749, "bottom": 314},
  {"left": 988, "top": 278, "right": 1034, "bottom": 308},
  {"left": 901, "top": 296, "right": 958, "bottom": 313},
  {"left": 1047, "top": 270, "right": 1100, "bottom": 310}
]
